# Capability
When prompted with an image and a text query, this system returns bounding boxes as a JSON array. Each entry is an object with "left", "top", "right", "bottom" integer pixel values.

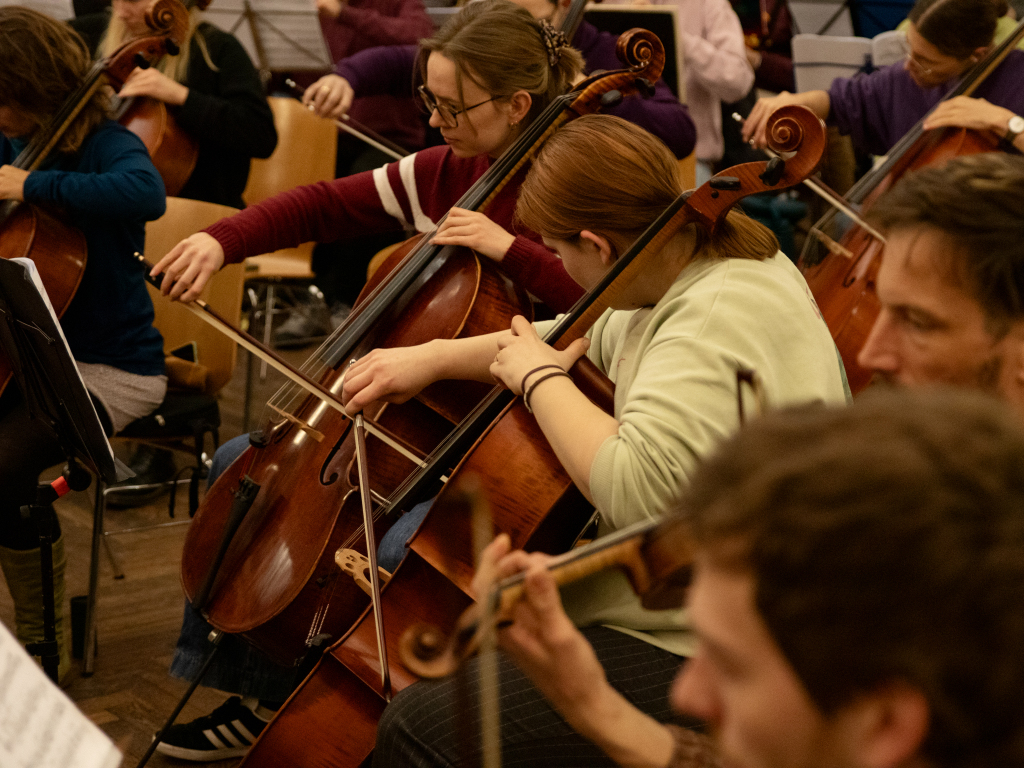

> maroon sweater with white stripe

[{"left": 205, "top": 146, "right": 584, "bottom": 313}]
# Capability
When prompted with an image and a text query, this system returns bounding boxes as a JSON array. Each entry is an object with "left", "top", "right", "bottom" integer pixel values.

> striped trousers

[{"left": 373, "top": 626, "right": 696, "bottom": 768}]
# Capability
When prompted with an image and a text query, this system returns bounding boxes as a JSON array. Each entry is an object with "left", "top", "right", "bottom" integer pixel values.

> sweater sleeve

[
  {"left": 172, "top": 28, "right": 278, "bottom": 159},
  {"left": 827, "top": 66, "right": 902, "bottom": 156},
  {"left": 337, "top": 44, "right": 419, "bottom": 97},
  {"left": 334, "top": 0, "right": 434, "bottom": 47},
  {"left": 499, "top": 236, "right": 585, "bottom": 314},
  {"left": 682, "top": 0, "right": 755, "bottom": 103},
  {"left": 204, "top": 170, "right": 406, "bottom": 263},
  {"left": 23, "top": 128, "right": 166, "bottom": 222},
  {"left": 607, "top": 84, "right": 697, "bottom": 159}
]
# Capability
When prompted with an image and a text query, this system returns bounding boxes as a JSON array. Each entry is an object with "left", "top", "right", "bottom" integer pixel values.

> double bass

[
  {"left": 0, "top": 0, "right": 188, "bottom": 396},
  {"left": 178, "top": 30, "right": 669, "bottom": 667},
  {"left": 237, "top": 105, "right": 827, "bottom": 767},
  {"left": 799, "top": 17, "right": 1024, "bottom": 392}
]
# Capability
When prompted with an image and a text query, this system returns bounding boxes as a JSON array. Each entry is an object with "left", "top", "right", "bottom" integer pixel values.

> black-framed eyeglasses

[{"left": 417, "top": 85, "right": 500, "bottom": 128}]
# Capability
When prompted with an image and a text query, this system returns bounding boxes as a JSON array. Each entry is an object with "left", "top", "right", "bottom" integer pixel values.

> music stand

[
  {"left": 202, "top": 0, "right": 332, "bottom": 77},
  {"left": 0, "top": 257, "right": 124, "bottom": 682}
]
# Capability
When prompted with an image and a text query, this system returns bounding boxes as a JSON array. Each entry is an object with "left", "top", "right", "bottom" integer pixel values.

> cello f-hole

[{"left": 320, "top": 421, "right": 354, "bottom": 486}]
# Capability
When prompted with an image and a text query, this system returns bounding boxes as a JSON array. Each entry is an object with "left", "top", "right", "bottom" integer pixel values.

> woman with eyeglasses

[
  {"left": 153, "top": 0, "right": 585, "bottom": 316},
  {"left": 742, "top": 0, "right": 1024, "bottom": 157},
  {"left": 148, "top": 2, "right": 589, "bottom": 761}
]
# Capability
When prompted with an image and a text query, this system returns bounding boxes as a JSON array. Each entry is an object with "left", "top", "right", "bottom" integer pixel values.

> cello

[
  {"left": 112, "top": 0, "right": 201, "bottom": 196},
  {"left": 177, "top": 30, "right": 668, "bottom": 667},
  {"left": 0, "top": 0, "right": 188, "bottom": 396},
  {"left": 798, "top": 17, "right": 1024, "bottom": 393},
  {"left": 237, "top": 104, "right": 827, "bottom": 768}
]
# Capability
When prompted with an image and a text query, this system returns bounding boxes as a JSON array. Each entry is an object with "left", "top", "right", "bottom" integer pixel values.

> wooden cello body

[
  {"left": 178, "top": 29, "right": 669, "bottom": 669},
  {"left": 118, "top": 96, "right": 199, "bottom": 196},
  {"left": 238, "top": 105, "right": 827, "bottom": 768},
  {"left": 180, "top": 247, "right": 532, "bottom": 664},
  {"left": 799, "top": 19, "right": 1024, "bottom": 393},
  {"left": 800, "top": 128, "right": 998, "bottom": 392}
]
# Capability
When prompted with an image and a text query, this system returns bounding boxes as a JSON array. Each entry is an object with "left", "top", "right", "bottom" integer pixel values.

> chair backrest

[
  {"left": 792, "top": 33, "right": 872, "bottom": 91},
  {"left": 243, "top": 96, "right": 338, "bottom": 206},
  {"left": 144, "top": 197, "right": 245, "bottom": 396}
]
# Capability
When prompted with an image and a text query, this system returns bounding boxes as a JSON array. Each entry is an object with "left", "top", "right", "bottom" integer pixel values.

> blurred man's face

[
  {"left": 857, "top": 227, "right": 1023, "bottom": 396},
  {"left": 671, "top": 560, "right": 873, "bottom": 768}
]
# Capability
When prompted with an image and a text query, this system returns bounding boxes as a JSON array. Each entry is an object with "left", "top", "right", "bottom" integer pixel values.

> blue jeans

[{"left": 170, "top": 434, "right": 432, "bottom": 700}]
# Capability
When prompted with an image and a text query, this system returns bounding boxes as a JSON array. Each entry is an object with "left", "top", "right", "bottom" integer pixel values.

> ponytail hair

[
  {"left": 420, "top": 0, "right": 584, "bottom": 127},
  {"left": 517, "top": 115, "right": 779, "bottom": 262}
]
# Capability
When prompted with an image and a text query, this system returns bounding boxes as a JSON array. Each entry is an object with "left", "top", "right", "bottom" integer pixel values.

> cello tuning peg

[
  {"left": 634, "top": 78, "right": 656, "bottom": 98},
  {"left": 708, "top": 176, "right": 742, "bottom": 191},
  {"left": 599, "top": 90, "right": 623, "bottom": 109},
  {"left": 758, "top": 156, "right": 786, "bottom": 187}
]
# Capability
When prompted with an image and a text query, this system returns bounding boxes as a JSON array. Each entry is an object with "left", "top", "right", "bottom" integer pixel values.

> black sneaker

[
  {"left": 105, "top": 445, "right": 176, "bottom": 509},
  {"left": 154, "top": 696, "right": 268, "bottom": 761}
]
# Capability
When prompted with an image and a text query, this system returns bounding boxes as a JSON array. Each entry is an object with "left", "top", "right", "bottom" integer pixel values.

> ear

[
  {"left": 506, "top": 91, "right": 533, "bottom": 126},
  {"left": 970, "top": 45, "right": 990, "bottom": 62},
  {"left": 843, "top": 682, "right": 930, "bottom": 768},
  {"left": 579, "top": 230, "right": 616, "bottom": 266}
]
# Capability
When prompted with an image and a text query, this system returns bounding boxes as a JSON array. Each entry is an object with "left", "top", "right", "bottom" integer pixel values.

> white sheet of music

[{"left": 0, "top": 622, "right": 121, "bottom": 768}]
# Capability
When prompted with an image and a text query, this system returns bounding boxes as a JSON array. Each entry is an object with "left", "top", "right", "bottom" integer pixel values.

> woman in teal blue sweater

[{"left": 0, "top": 6, "right": 166, "bottom": 681}]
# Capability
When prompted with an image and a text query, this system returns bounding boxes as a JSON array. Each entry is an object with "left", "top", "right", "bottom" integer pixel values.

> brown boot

[{"left": 0, "top": 536, "right": 72, "bottom": 683}]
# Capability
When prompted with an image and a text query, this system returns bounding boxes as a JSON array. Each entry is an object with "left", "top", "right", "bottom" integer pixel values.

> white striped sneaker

[{"left": 154, "top": 696, "right": 270, "bottom": 761}]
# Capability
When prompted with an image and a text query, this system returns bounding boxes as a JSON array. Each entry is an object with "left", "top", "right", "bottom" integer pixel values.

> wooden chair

[
  {"left": 83, "top": 197, "right": 244, "bottom": 675},
  {"left": 242, "top": 96, "right": 338, "bottom": 384}
]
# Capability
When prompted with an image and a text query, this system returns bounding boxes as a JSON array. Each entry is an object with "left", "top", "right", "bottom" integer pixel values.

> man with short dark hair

[
  {"left": 857, "top": 153, "right": 1024, "bottom": 414},
  {"left": 488, "top": 388, "right": 1024, "bottom": 768}
]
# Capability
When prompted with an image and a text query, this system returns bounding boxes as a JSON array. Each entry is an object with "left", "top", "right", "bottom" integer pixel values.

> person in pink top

[{"left": 605, "top": 0, "right": 754, "bottom": 182}]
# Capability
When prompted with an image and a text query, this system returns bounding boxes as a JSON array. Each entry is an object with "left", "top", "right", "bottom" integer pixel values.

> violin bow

[
  {"left": 284, "top": 78, "right": 410, "bottom": 162},
  {"left": 135, "top": 253, "right": 429, "bottom": 470}
]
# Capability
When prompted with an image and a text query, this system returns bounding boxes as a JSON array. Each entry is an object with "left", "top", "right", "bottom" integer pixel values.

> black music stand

[{"left": 0, "top": 257, "right": 125, "bottom": 683}]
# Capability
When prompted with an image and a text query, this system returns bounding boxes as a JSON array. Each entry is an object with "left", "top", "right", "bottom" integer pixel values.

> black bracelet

[
  {"left": 523, "top": 370, "right": 572, "bottom": 414},
  {"left": 519, "top": 364, "right": 564, "bottom": 396}
]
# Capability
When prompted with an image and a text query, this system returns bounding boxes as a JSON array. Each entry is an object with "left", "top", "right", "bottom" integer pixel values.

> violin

[
  {"left": 0, "top": 0, "right": 189, "bottom": 398},
  {"left": 177, "top": 29, "right": 668, "bottom": 669},
  {"left": 236, "top": 104, "right": 826, "bottom": 768},
  {"left": 799, "top": 17, "right": 1024, "bottom": 393},
  {"left": 402, "top": 509, "right": 694, "bottom": 681},
  {"left": 112, "top": 0, "right": 198, "bottom": 196}
]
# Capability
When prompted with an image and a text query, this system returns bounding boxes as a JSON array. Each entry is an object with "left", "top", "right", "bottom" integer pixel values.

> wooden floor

[{"left": 0, "top": 339, "right": 318, "bottom": 768}]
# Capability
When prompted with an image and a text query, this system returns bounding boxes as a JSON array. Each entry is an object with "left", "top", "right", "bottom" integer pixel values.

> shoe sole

[{"left": 154, "top": 743, "right": 250, "bottom": 761}]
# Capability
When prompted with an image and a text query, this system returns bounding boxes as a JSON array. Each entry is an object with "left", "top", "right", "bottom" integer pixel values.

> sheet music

[
  {"left": 0, "top": 0, "right": 74, "bottom": 20},
  {"left": 11, "top": 258, "right": 117, "bottom": 469},
  {"left": 0, "top": 622, "right": 121, "bottom": 768},
  {"left": 203, "top": 0, "right": 332, "bottom": 71}
]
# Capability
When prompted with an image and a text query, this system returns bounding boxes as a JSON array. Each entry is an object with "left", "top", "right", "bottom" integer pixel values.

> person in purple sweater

[
  {"left": 743, "top": 0, "right": 1024, "bottom": 157},
  {"left": 304, "top": 0, "right": 697, "bottom": 160}
]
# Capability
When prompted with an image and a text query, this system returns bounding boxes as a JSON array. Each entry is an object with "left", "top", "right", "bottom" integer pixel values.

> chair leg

[{"left": 84, "top": 478, "right": 106, "bottom": 676}]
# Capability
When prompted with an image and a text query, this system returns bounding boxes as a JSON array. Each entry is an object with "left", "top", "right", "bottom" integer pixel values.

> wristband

[
  {"left": 523, "top": 370, "right": 572, "bottom": 414},
  {"left": 519, "top": 364, "right": 564, "bottom": 396}
]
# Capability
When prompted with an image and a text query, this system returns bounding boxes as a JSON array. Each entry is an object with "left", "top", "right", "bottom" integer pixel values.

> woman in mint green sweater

[{"left": 345, "top": 114, "right": 849, "bottom": 767}]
